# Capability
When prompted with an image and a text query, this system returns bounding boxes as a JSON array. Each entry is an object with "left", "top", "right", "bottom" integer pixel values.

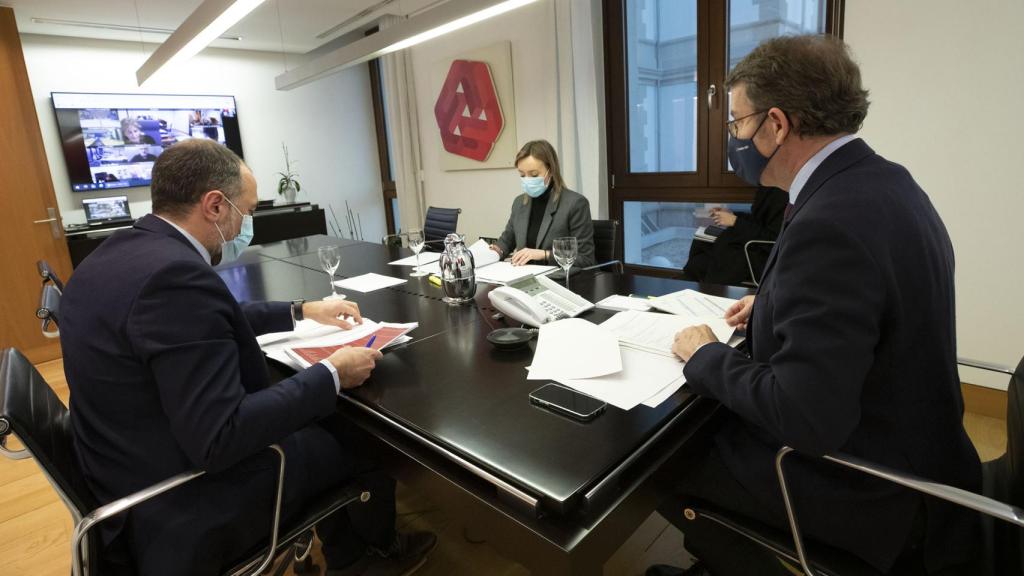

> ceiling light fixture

[
  {"left": 136, "top": 0, "right": 266, "bottom": 86},
  {"left": 275, "top": 0, "right": 539, "bottom": 91},
  {"left": 29, "top": 17, "right": 241, "bottom": 40}
]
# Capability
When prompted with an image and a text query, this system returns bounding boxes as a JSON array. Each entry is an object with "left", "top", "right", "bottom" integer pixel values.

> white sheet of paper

[
  {"left": 600, "top": 310, "right": 735, "bottom": 358},
  {"left": 642, "top": 376, "right": 687, "bottom": 408},
  {"left": 475, "top": 262, "right": 557, "bottom": 285},
  {"left": 649, "top": 289, "right": 738, "bottom": 319},
  {"left": 415, "top": 261, "right": 441, "bottom": 275},
  {"left": 334, "top": 273, "right": 407, "bottom": 293},
  {"left": 465, "top": 239, "right": 499, "bottom": 267},
  {"left": 527, "top": 318, "right": 622, "bottom": 381},
  {"left": 388, "top": 252, "right": 441, "bottom": 267},
  {"left": 595, "top": 294, "right": 653, "bottom": 312},
  {"left": 541, "top": 346, "right": 686, "bottom": 411}
]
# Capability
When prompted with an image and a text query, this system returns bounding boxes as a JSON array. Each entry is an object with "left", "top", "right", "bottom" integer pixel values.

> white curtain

[
  {"left": 379, "top": 15, "right": 426, "bottom": 234},
  {"left": 554, "top": 0, "right": 608, "bottom": 218}
]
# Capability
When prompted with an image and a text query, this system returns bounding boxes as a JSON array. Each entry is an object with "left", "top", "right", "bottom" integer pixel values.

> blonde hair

[{"left": 515, "top": 140, "right": 566, "bottom": 205}]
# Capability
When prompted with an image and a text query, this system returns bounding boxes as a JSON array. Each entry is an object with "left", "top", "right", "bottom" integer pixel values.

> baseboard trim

[{"left": 962, "top": 382, "right": 1008, "bottom": 420}]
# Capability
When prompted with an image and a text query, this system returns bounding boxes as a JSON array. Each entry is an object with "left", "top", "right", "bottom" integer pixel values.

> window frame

[{"left": 602, "top": 0, "right": 845, "bottom": 276}]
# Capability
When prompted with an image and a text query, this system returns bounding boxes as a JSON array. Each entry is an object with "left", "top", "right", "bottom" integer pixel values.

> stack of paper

[
  {"left": 259, "top": 318, "right": 416, "bottom": 371},
  {"left": 600, "top": 310, "right": 735, "bottom": 358},
  {"left": 595, "top": 294, "right": 653, "bottom": 312},
  {"left": 406, "top": 239, "right": 556, "bottom": 284},
  {"left": 388, "top": 252, "right": 441, "bottom": 267},
  {"left": 334, "top": 273, "right": 407, "bottom": 293},
  {"left": 649, "top": 289, "right": 738, "bottom": 318},
  {"left": 527, "top": 318, "right": 622, "bottom": 381}
]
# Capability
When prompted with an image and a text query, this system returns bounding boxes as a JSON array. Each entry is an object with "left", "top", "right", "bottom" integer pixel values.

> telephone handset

[
  {"left": 487, "top": 274, "right": 595, "bottom": 328},
  {"left": 489, "top": 285, "right": 553, "bottom": 327}
]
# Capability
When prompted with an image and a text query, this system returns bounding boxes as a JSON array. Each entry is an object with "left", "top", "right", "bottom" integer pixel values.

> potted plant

[{"left": 277, "top": 143, "right": 300, "bottom": 204}]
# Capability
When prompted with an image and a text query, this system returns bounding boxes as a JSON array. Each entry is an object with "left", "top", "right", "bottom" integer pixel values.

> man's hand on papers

[
  {"left": 672, "top": 325, "right": 718, "bottom": 362},
  {"left": 304, "top": 299, "right": 363, "bottom": 330},
  {"left": 328, "top": 347, "right": 383, "bottom": 389},
  {"left": 724, "top": 295, "right": 755, "bottom": 331}
]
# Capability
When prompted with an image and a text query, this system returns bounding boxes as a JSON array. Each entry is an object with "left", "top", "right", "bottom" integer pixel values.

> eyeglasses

[{"left": 726, "top": 110, "right": 767, "bottom": 138}]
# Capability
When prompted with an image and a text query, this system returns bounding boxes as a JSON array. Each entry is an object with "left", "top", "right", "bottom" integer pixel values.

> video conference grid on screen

[{"left": 51, "top": 93, "right": 243, "bottom": 193}]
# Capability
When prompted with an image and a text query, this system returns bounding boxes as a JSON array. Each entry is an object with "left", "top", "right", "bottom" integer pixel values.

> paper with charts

[
  {"left": 648, "top": 289, "right": 738, "bottom": 319},
  {"left": 600, "top": 310, "right": 735, "bottom": 358},
  {"left": 258, "top": 318, "right": 416, "bottom": 371}
]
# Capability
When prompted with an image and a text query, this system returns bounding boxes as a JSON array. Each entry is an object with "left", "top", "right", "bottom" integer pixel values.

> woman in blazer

[{"left": 489, "top": 140, "right": 596, "bottom": 269}]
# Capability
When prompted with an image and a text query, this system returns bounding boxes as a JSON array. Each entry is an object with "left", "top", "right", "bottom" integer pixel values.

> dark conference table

[{"left": 215, "top": 235, "right": 749, "bottom": 575}]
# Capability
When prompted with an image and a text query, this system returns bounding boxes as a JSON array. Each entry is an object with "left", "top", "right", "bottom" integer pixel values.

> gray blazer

[{"left": 495, "top": 187, "right": 595, "bottom": 269}]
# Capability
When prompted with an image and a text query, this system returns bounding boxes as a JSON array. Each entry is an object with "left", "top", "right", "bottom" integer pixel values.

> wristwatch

[{"left": 290, "top": 299, "right": 306, "bottom": 322}]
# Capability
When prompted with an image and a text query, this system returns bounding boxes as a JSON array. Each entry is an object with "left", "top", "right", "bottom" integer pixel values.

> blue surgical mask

[
  {"left": 520, "top": 176, "right": 548, "bottom": 198},
  {"left": 215, "top": 197, "right": 254, "bottom": 263},
  {"left": 727, "top": 114, "right": 780, "bottom": 186}
]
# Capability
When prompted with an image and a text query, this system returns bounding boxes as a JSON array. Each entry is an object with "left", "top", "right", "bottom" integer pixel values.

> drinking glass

[
  {"left": 318, "top": 245, "right": 343, "bottom": 299},
  {"left": 407, "top": 229, "right": 427, "bottom": 277},
  {"left": 552, "top": 236, "right": 578, "bottom": 288}
]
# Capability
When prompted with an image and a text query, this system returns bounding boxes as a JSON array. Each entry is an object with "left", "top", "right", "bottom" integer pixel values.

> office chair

[
  {"left": 0, "top": 347, "right": 370, "bottom": 576},
  {"left": 37, "top": 283, "right": 60, "bottom": 339},
  {"left": 423, "top": 206, "right": 461, "bottom": 249},
  {"left": 743, "top": 240, "right": 775, "bottom": 287},
  {"left": 37, "top": 259, "right": 65, "bottom": 292},
  {"left": 584, "top": 219, "right": 623, "bottom": 274},
  {"left": 682, "top": 356, "right": 1024, "bottom": 576}
]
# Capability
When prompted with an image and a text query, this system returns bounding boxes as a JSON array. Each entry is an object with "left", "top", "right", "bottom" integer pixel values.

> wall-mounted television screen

[{"left": 51, "top": 92, "right": 243, "bottom": 192}]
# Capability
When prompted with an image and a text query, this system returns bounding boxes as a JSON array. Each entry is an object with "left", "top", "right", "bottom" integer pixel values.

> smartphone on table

[{"left": 529, "top": 383, "right": 606, "bottom": 422}]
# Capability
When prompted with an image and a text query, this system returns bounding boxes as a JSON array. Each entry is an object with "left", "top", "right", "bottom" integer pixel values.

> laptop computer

[{"left": 83, "top": 195, "right": 133, "bottom": 226}]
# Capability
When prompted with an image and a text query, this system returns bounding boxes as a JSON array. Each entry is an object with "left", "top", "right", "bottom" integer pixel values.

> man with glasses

[{"left": 651, "top": 36, "right": 980, "bottom": 576}]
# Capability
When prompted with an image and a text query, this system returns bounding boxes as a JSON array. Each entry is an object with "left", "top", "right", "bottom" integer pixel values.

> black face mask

[{"left": 727, "top": 113, "right": 781, "bottom": 186}]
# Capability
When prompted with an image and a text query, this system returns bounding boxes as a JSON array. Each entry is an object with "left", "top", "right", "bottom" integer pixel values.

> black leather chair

[
  {"left": 585, "top": 219, "right": 622, "bottom": 273},
  {"left": 37, "top": 259, "right": 65, "bottom": 293},
  {"left": 0, "top": 348, "right": 370, "bottom": 576},
  {"left": 423, "top": 206, "right": 461, "bottom": 250},
  {"left": 682, "top": 357, "right": 1024, "bottom": 576},
  {"left": 37, "top": 283, "right": 60, "bottom": 339}
]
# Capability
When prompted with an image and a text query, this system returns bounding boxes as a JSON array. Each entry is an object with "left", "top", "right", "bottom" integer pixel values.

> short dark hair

[
  {"left": 151, "top": 139, "right": 243, "bottom": 216},
  {"left": 726, "top": 35, "right": 870, "bottom": 137}
]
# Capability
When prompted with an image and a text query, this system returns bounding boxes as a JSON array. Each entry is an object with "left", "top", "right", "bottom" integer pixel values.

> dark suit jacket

[
  {"left": 684, "top": 186, "right": 787, "bottom": 285},
  {"left": 494, "top": 187, "right": 596, "bottom": 269},
  {"left": 684, "top": 139, "right": 981, "bottom": 572},
  {"left": 61, "top": 215, "right": 338, "bottom": 566}
]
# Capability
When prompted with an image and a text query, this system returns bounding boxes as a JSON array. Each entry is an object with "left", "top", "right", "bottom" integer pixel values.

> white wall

[
  {"left": 21, "top": 34, "right": 386, "bottom": 242},
  {"left": 845, "top": 1, "right": 1024, "bottom": 389},
  {"left": 408, "top": 0, "right": 606, "bottom": 244}
]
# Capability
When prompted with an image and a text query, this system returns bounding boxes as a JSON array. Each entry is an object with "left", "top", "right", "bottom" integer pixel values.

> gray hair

[{"left": 726, "top": 35, "right": 870, "bottom": 136}]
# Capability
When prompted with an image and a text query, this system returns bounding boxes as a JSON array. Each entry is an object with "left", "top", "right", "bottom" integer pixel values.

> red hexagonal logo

[{"left": 434, "top": 59, "right": 504, "bottom": 162}]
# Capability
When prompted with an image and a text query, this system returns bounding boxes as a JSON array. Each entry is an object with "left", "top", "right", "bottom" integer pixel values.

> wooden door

[{"left": 0, "top": 6, "right": 73, "bottom": 363}]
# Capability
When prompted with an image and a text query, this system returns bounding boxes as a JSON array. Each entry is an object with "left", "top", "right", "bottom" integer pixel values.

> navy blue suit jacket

[
  {"left": 61, "top": 215, "right": 337, "bottom": 556},
  {"left": 684, "top": 139, "right": 981, "bottom": 572}
]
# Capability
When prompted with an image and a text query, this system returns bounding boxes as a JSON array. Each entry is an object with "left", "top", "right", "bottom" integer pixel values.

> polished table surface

[{"left": 215, "top": 235, "right": 750, "bottom": 574}]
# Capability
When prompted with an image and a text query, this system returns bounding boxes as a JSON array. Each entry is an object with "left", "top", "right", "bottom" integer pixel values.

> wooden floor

[{"left": 0, "top": 359, "right": 1007, "bottom": 575}]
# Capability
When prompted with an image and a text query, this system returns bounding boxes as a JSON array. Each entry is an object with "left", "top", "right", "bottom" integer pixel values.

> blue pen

[{"left": 365, "top": 335, "right": 377, "bottom": 348}]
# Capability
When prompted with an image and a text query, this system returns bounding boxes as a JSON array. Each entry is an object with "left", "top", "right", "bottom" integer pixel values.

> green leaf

[{"left": 294, "top": 181, "right": 301, "bottom": 192}]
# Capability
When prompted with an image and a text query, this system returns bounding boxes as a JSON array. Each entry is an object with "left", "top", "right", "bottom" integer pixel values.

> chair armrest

[
  {"left": 743, "top": 241, "right": 775, "bottom": 287},
  {"left": 774, "top": 446, "right": 1024, "bottom": 576},
  {"left": 72, "top": 444, "right": 287, "bottom": 576},
  {"left": 582, "top": 259, "right": 623, "bottom": 273},
  {"left": 957, "top": 357, "right": 1015, "bottom": 375}
]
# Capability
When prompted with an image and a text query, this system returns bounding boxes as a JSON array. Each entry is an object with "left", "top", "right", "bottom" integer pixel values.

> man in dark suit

[
  {"left": 61, "top": 139, "right": 435, "bottom": 575},
  {"left": 653, "top": 36, "right": 981, "bottom": 576}
]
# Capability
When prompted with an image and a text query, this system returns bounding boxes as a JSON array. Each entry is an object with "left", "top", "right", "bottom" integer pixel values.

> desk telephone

[{"left": 487, "top": 274, "right": 595, "bottom": 327}]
